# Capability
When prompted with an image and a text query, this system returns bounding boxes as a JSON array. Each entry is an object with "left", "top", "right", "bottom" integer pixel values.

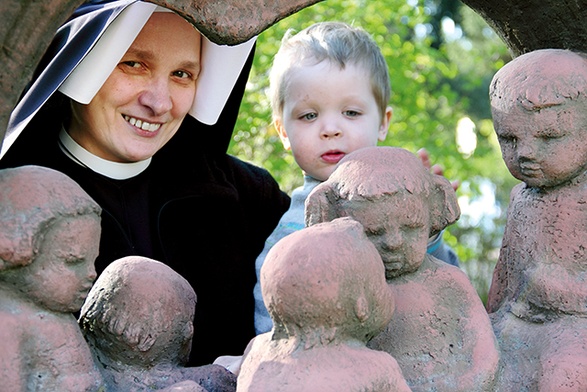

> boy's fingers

[
  {"left": 418, "top": 148, "right": 459, "bottom": 192},
  {"left": 451, "top": 180, "right": 460, "bottom": 192},
  {"left": 417, "top": 148, "right": 431, "bottom": 170},
  {"left": 431, "top": 164, "right": 443, "bottom": 176}
]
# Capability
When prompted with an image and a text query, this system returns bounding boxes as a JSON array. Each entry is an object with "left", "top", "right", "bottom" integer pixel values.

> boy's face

[
  {"left": 492, "top": 96, "right": 587, "bottom": 188},
  {"left": 342, "top": 195, "right": 429, "bottom": 280},
  {"left": 18, "top": 215, "right": 100, "bottom": 313},
  {"left": 277, "top": 61, "right": 391, "bottom": 181}
]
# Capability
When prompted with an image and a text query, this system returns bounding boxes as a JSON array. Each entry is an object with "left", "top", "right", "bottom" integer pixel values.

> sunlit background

[{"left": 229, "top": 0, "right": 520, "bottom": 303}]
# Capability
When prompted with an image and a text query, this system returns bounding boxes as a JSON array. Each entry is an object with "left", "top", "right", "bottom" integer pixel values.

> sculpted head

[
  {"left": 0, "top": 166, "right": 101, "bottom": 312},
  {"left": 306, "top": 147, "right": 459, "bottom": 279},
  {"left": 490, "top": 49, "right": 587, "bottom": 188},
  {"left": 80, "top": 256, "right": 196, "bottom": 367},
  {"left": 262, "top": 217, "right": 394, "bottom": 347}
]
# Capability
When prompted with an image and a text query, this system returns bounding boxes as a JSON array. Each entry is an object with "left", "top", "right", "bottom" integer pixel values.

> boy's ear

[
  {"left": 378, "top": 106, "right": 392, "bottom": 142},
  {"left": 274, "top": 118, "right": 291, "bottom": 150}
]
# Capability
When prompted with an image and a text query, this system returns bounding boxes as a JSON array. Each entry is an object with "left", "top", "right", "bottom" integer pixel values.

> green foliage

[{"left": 228, "top": 0, "right": 515, "bottom": 302}]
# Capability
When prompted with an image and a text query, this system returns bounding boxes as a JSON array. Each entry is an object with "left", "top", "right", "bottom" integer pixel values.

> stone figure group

[
  {"left": 0, "top": 166, "right": 235, "bottom": 392},
  {"left": 2, "top": 47, "right": 587, "bottom": 391},
  {"left": 305, "top": 146, "right": 499, "bottom": 391}
]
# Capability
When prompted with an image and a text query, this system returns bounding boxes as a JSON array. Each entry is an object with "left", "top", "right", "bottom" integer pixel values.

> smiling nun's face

[{"left": 68, "top": 12, "right": 201, "bottom": 163}]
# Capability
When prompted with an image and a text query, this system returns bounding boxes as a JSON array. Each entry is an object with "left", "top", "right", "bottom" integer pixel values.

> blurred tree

[{"left": 228, "top": 0, "right": 515, "bottom": 302}]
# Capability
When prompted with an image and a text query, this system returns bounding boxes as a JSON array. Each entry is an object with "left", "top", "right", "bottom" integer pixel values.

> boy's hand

[
  {"left": 417, "top": 148, "right": 460, "bottom": 191},
  {"left": 213, "top": 336, "right": 256, "bottom": 376},
  {"left": 213, "top": 355, "right": 243, "bottom": 375}
]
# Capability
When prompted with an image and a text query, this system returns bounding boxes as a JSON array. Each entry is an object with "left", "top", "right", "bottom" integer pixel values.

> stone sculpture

[
  {"left": 80, "top": 255, "right": 237, "bottom": 392},
  {"left": 0, "top": 165, "right": 233, "bottom": 391},
  {"left": 488, "top": 48, "right": 587, "bottom": 391},
  {"left": 237, "top": 217, "right": 411, "bottom": 392},
  {"left": 306, "top": 146, "right": 500, "bottom": 392},
  {"left": 0, "top": 165, "right": 105, "bottom": 392},
  {"left": 10, "top": 59, "right": 587, "bottom": 389}
]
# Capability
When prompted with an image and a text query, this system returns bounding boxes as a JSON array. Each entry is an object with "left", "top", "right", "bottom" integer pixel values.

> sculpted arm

[
  {"left": 0, "top": 316, "right": 27, "bottom": 391},
  {"left": 486, "top": 184, "right": 522, "bottom": 313},
  {"left": 451, "top": 268, "right": 500, "bottom": 391}
]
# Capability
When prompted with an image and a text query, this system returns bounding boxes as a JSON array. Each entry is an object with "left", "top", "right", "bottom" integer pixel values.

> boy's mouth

[{"left": 321, "top": 150, "right": 345, "bottom": 164}]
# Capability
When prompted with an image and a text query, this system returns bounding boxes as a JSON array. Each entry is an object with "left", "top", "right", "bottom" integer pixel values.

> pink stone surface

[
  {"left": 488, "top": 49, "right": 587, "bottom": 391},
  {"left": 238, "top": 217, "right": 411, "bottom": 391},
  {"left": 306, "top": 147, "right": 499, "bottom": 391},
  {"left": 0, "top": 166, "right": 105, "bottom": 391},
  {"left": 80, "top": 255, "right": 236, "bottom": 392},
  {"left": 155, "top": 0, "right": 322, "bottom": 44},
  {"left": 0, "top": 167, "right": 234, "bottom": 391}
]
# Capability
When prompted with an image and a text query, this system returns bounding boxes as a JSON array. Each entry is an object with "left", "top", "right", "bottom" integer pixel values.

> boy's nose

[
  {"left": 320, "top": 123, "right": 342, "bottom": 139},
  {"left": 139, "top": 77, "right": 173, "bottom": 115}
]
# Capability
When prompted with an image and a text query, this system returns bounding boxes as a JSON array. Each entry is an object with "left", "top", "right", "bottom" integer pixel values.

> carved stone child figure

[
  {"left": 79, "top": 256, "right": 236, "bottom": 392},
  {"left": 306, "top": 146, "right": 499, "bottom": 392},
  {"left": 237, "top": 217, "right": 411, "bottom": 392},
  {"left": 0, "top": 165, "right": 105, "bottom": 391},
  {"left": 488, "top": 48, "right": 587, "bottom": 391}
]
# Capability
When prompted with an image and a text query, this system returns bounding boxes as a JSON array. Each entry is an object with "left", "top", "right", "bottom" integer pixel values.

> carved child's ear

[
  {"left": 305, "top": 182, "right": 340, "bottom": 226},
  {"left": 269, "top": 310, "right": 288, "bottom": 340},
  {"left": 0, "top": 231, "right": 39, "bottom": 271},
  {"left": 429, "top": 174, "right": 461, "bottom": 235},
  {"left": 0, "top": 237, "right": 12, "bottom": 270},
  {"left": 354, "top": 295, "right": 370, "bottom": 324},
  {"left": 136, "top": 333, "right": 157, "bottom": 352}
]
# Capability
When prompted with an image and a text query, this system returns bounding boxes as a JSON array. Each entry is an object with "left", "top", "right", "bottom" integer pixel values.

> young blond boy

[{"left": 254, "top": 21, "right": 459, "bottom": 334}]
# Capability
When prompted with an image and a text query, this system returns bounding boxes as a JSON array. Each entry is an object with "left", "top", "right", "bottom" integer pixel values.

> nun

[{"left": 0, "top": 0, "right": 290, "bottom": 367}]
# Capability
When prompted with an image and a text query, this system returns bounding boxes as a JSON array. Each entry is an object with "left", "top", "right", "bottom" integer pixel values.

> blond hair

[{"left": 269, "top": 21, "right": 391, "bottom": 122}]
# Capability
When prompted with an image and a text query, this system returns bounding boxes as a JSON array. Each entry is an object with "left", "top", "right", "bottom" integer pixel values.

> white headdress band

[{"left": 58, "top": 1, "right": 255, "bottom": 126}]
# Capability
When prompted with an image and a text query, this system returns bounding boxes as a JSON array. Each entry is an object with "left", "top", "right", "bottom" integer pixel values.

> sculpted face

[
  {"left": 343, "top": 194, "right": 429, "bottom": 279},
  {"left": 493, "top": 99, "right": 587, "bottom": 188},
  {"left": 17, "top": 216, "right": 100, "bottom": 313},
  {"left": 491, "top": 49, "right": 587, "bottom": 188},
  {"left": 68, "top": 12, "right": 201, "bottom": 163}
]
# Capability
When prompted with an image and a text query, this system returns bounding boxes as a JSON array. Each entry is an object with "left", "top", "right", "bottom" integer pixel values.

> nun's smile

[
  {"left": 67, "top": 12, "right": 201, "bottom": 163},
  {"left": 123, "top": 115, "right": 162, "bottom": 132}
]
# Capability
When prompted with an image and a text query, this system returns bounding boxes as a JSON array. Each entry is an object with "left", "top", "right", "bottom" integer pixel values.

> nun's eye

[
  {"left": 121, "top": 61, "right": 141, "bottom": 68},
  {"left": 172, "top": 70, "right": 192, "bottom": 79}
]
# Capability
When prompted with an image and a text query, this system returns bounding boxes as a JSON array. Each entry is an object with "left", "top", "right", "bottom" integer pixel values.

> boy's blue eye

[
  {"left": 301, "top": 112, "right": 317, "bottom": 121},
  {"left": 344, "top": 110, "right": 360, "bottom": 117}
]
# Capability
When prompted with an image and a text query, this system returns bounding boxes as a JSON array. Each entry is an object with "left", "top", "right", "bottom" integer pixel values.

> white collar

[{"left": 58, "top": 127, "right": 151, "bottom": 180}]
